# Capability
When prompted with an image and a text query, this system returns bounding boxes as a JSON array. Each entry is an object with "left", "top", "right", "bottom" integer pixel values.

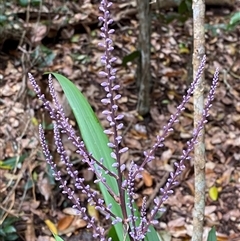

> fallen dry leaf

[
  {"left": 142, "top": 170, "right": 153, "bottom": 187},
  {"left": 37, "top": 173, "right": 53, "bottom": 201},
  {"left": 25, "top": 217, "right": 36, "bottom": 241},
  {"left": 62, "top": 207, "right": 80, "bottom": 216},
  {"left": 36, "top": 236, "right": 53, "bottom": 241},
  {"left": 31, "top": 24, "right": 47, "bottom": 45},
  {"left": 58, "top": 218, "right": 87, "bottom": 235},
  {"left": 57, "top": 215, "right": 74, "bottom": 232}
]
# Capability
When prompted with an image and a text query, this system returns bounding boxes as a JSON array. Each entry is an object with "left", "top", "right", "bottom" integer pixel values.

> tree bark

[
  {"left": 192, "top": 1, "right": 206, "bottom": 241},
  {"left": 137, "top": 0, "right": 151, "bottom": 115}
]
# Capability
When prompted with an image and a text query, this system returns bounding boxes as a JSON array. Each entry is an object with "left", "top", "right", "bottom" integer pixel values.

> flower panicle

[
  {"left": 99, "top": 0, "right": 128, "bottom": 166},
  {"left": 28, "top": 73, "right": 117, "bottom": 179},
  {"left": 29, "top": 73, "right": 121, "bottom": 240},
  {"left": 39, "top": 124, "right": 106, "bottom": 239},
  {"left": 139, "top": 67, "right": 219, "bottom": 236},
  {"left": 133, "top": 55, "right": 207, "bottom": 178},
  {"left": 98, "top": 0, "right": 129, "bottom": 223},
  {"left": 126, "top": 162, "right": 138, "bottom": 239}
]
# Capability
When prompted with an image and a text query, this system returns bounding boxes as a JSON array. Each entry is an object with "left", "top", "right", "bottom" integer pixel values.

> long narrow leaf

[
  {"left": 52, "top": 73, "right": 160, "bottom": 241},
  {"left": 207, "top": 227, "right": 217, "bottom": 241}
]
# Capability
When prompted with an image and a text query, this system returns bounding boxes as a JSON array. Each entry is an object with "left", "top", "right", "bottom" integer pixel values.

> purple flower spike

[
  {"left": 99, "top": 0, "right": 129, "bottom": 222},
  {"left": 139, "top": 67, "right": 219, "bottom": 235}
]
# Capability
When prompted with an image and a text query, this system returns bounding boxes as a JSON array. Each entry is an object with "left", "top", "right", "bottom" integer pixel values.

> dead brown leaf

[
  {"left": 25, "top": 216, "right": 36, "bottom": 241},
  {"left": 37, "top": 173, "right": 53, "bottom": 201},
  {"left": 142, "top": 170, "right": 153, "bottom": 187},
  {"left": 57, "top": 215, "right": 74, "bottom": 232}
]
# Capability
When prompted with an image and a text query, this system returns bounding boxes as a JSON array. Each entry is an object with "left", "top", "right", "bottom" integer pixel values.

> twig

[{"left": 0, "top": 193, "right": 16, "bottom": 225}]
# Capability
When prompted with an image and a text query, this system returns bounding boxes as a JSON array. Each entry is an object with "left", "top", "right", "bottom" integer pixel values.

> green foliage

[
  {"left": 207, "top": 227, "right": 217, "bottom": 241},
  {"left": 31, "top": 45, "right": 57, "bottom": 68},
  {"left": 0, "top": 14, "right": 7, "bottom": 25},
  {"left": 122, "top": 50, "right": 140, "bottom": 67},
  {"left": 205, "top": 11, "right": 240, "bottom": 35},
  {"left": 18, "top": 0, "right": 42, "bottom": 7},
  {"left": 0, "top": 217, "right": 19, "bottom": 241},
  {"left": 31, "top": 0, "right": 41, "bottom": 6},
  {"left": 0, "top": 0, "right": 54, "bottom": 69},
  {"left": 178, "top": 0, "right": 191, "bottom": 15},
  {"left": 18, "top": 0, "right": 29, "bottom": 7},
  {"left": 53, "top": 234, "right": 65, "bottom": 241},
  {"left": 51, "top": 73, "right": 161, "bottom": 241},
  {"left": 156, "top": 0, "right": 192, "bottom": 24},
  {"left": 0, "top": 153, "right": 28, "bottom": 170},
  {"left": 228, "top": 11, "right": 240, "bottom": 30}
]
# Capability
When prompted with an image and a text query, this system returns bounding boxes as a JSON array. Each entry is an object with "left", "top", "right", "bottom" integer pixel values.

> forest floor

[{"left": 0, "top": 1, "right": 240, "bottom": 241}]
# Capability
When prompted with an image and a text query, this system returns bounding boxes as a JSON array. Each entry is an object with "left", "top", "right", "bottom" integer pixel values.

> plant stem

[{"left": 192, "top": 0, "right": 206, "bottom": 240}]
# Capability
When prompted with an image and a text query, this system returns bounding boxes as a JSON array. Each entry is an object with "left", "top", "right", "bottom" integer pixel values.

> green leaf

[
  {"left": 178, "top": 0, "right": 188, "bottom": 14},
  {"left": 207, "top": 227, "right": 217, "bottom": 241},
  {"left": 229, "top": 12, "right": 240, "bottom": 26},
  {"left": 52, "top": 73, "right": 160, "bottom": 241},
  {"left": 18, "top": 0, "right": 29, "bottom": 7},
  {"left": 108, "top": 225, "right": 119, "bottom": 241},
  {"left": 53, "top": 234, "right": 65, "bottom": 241},
  {"left": 163, "top": 12, "right": 181, "bottom": 23},
  {"left": 2, "top": 153, "right": 28, "bottom": 170},
  {"left": 24, "top": 179, "right": 34, "bottom": 190},
  {"left": 4, "top": 233, "right": 19, "bottom": 241},
  {"left": 0, "top": 229, "right": 6, "bottom": 236},
  {"left": 122, "top": 50, "right": 140, "bottom": 67},
  {"left": 2, "top": 217, "right": 18, "bottom": 227},
  {"left": 31, "top": 0, "right": 41, "bottom": 6},
  {"left": 3, "top": 225, "right": 16, "bottom": 234},
  {"left": 31, "top": 45, "right": 56, "bottom": 68},
  {"left": 0, "top": 15, "right": 7, "bottom": 25}
]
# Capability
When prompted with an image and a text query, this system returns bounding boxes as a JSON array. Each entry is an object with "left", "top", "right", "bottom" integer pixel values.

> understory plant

[{"left": 28, "top": 0, "right": 219, "bottom": 240}]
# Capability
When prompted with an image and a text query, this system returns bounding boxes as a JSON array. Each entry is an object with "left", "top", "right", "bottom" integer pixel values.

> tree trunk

[
  {"left": 192, "top": 1, "right": 206, "bottom": 241},
  {"left": 137, "top": 0, "right": 151, "bottom": 115}
]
